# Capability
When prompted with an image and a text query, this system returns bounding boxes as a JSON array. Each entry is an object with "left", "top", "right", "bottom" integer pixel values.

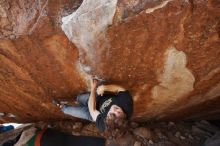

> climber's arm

[
  {"left": 97, "top": 84, "right": 126, "bottom": 96},
  {"left": 88, "top": 79, "right": 100, "bottom": 121}
]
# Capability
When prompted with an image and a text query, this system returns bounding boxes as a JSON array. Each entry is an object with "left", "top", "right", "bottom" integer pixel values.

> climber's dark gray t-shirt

[{"left": 95, "top": 91, "right": 133, "bottom": 132}]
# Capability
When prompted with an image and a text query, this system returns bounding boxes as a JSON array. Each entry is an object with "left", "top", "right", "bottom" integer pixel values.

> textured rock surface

[{"left": 0, "top": 0, "right": 220, "bottom": 123}]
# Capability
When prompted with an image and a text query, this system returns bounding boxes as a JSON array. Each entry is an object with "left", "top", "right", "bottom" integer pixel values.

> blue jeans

[{"left": 61, "top": 93, "right": 94, "bottom": 122}]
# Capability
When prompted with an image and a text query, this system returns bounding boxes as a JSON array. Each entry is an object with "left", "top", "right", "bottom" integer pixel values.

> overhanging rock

[{"left": 0, "top": 0, "right": 220, "bottom": 123}]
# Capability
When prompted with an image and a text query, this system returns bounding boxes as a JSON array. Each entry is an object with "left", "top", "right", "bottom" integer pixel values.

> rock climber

[{"left": 54, "top": 77, "right": 133, "bottom": 135}]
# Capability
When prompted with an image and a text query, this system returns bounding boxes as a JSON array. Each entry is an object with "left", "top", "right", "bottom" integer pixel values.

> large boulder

[{"left": 0, "top": 0, "right": 220, "bottom": 123}]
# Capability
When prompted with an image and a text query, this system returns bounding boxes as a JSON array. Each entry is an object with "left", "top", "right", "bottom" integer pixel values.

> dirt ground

[
  {"left": 34, "top": 120, "right": 220, "bottom": 146},
  {"left": 1, "top": 120, "right": 219, "bottom": 146}
]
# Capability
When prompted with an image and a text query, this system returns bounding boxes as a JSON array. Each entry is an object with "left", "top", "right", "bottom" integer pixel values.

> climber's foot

[{"left": 52, "top": 99, "right": 64, "bottom": 108}]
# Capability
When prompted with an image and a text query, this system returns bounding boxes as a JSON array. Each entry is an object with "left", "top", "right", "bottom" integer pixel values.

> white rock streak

[
  {"left": 29, "top": 0, "right": 49, "bottom": 34},
  {"left": 147, "top": 47, "right": 195, "bottom": 117},
  {"left": 61, "top": 0, "right": 118, "bottom": 52},
  {"left": 145, "top": 0, "right": 174, "bottom": 14},
  {"left": 152, "top": 47, "right": 195, "bottom": 101}
]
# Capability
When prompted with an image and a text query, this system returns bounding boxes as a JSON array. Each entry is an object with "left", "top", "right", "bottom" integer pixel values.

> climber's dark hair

[{"left": 104, "top": 114, "right": 128, "bottom": 139}]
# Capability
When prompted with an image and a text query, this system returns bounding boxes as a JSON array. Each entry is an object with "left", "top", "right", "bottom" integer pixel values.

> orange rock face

[{"left": 0, "top": 0, "right": 220, "bottom": 123}]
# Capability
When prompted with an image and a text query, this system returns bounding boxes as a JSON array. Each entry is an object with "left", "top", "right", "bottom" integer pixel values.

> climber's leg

[
  {"left": 61, "top": 105, "right": 93, "bottom": 122},
  {"left": 76, "top": 93, "right": 90, "bottom": 106}
]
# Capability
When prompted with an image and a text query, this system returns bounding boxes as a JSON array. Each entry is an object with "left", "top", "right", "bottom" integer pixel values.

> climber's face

[{"left": 107, "top": 105, "right": 125, "bottom": 120}]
